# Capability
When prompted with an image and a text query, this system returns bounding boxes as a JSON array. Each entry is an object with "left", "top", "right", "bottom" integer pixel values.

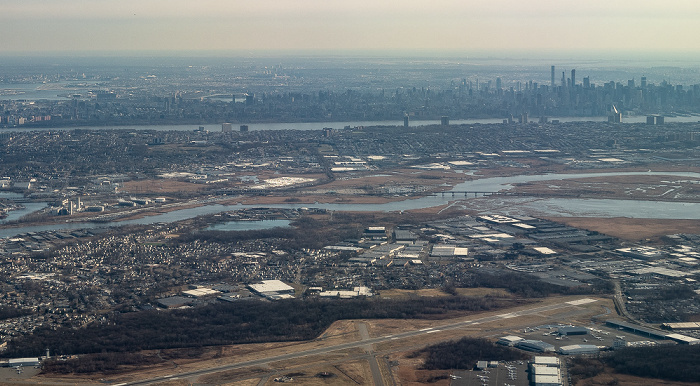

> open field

[
  {"left": 122, "top": 179, "right": 206, "bottom": 194},
  {"left": 234, "top": 194, "right": 402, "bottom": 205},
  {"left": 315, "top": 168, "right": 467, "bottom": 190},
  {"left": 575, "top": 367, "right": 700, "bottom": 386},
  {"left": 377, "top": 288, "right": 454, "bottom": 299},
  {"left": 197, "top": 357, "right": 373, "bottom": 386},
  {"left": 377, "top": 287, "right": 513, "bottom": 300},
  {"left": 512, "top": 173, "right": 700, "bottom": 202}
]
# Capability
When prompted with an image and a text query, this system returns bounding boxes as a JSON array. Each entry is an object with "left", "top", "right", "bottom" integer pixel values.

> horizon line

[{"left": 4, "top": 48, "right": 700, "bottom": 60}]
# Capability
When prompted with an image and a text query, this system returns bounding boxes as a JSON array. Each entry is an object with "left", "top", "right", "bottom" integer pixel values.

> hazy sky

[{"left": 2, "top": 0, "right": 700, "bottom": 55}]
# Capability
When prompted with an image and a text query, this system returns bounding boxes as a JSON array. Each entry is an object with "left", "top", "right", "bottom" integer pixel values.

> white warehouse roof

[
  {"left": 559, "top": 344, "right": 600, "bottom": 355},
  {"left": 498, "top": 335, "right": 524, "bottom": 345},
  {"left": 533, "top": 356, "right": 560, "bottom": 367},
  {"left": 248, "top": 280, "right": 295, "bottom": 294},
  {"left": 531, "top": 365, "right": 560, "bottom": 376},
  {"left": 666, "top": 333, "right": 700, "bottom": 345}
]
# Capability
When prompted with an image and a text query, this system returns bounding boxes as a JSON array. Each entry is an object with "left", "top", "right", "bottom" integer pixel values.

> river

[
  {"left": 1, "top": 171, "right": 699, "bottom": 238},
  {"left": 4, "top": 115, "right": 700, "bottom": 133}
]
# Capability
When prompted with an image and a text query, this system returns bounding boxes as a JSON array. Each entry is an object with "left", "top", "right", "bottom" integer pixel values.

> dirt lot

[
  {"left": 377, "top": 288, "right": 511, "bottom": 300},
  {"left": 233, "top": 194, "right": 402, "bottom": 205},
  {"left": 319, "top": 168, "right": 467, "bottom": 189},
  {"left": 377, "top": 288, "right": 454, "bottom": 299},
  {"left": 122, "top": 179, "right": 207, "bottom": 193},
  {"left": 551, "top": 217, "right": 700, "bottom": 241}
]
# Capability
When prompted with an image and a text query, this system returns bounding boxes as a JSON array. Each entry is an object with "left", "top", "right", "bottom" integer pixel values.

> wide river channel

[
  {"left": 3, "top": 115, "right": 700, "bottom": 133},
  {"left": 1, "top": 171, "right": 700, "bottom": 238}
]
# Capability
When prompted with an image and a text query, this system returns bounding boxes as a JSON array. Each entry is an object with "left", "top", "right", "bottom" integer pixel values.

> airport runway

[{"left": 120, "top": 298, "right": 597, "bottom": 385}]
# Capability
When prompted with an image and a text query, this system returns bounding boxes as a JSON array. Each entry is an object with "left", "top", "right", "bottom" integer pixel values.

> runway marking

[
  {"left": 567, "top": 298, "right": 597, "bottom": 306},
  {"left": 122, "top": 298, "right": 597, "bottom": 385}
]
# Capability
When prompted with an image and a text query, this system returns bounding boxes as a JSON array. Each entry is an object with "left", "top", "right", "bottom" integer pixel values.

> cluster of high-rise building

[{"left": 3, "top": 62, "right": 700, "bottom": 128}]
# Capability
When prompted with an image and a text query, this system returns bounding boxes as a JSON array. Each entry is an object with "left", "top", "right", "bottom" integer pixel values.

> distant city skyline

[{"left": 2, "top": 0, "right": 700, "bottom": 56}]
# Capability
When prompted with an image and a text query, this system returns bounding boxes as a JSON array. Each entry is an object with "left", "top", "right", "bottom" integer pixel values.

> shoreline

[{"left": 1, "top": 165, "right": 700, "bottom": 231}]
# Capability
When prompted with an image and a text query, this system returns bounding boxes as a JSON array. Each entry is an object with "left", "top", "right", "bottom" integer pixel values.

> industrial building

[
  {"left": 606, "top": 320, "right": 699, "bottom": 344},
  {"left": 605, "top": 320, "right": 669, "bottom": 340},
  {"left": 393, "top": 229, "right": 417, "bottom": 242},
  {"left": 662, "top": 322, "right": 700, "bottom": 331},
  {"left": 248, "top": 280, "right": 295, "bottom": 298},
  {"left": 319, "top": 286, "right": 373, "bottom": 298},
  {"left": 430, "top": 244, "right": 469, "bottom": 258},
  {"left": 532, "top": 374, "right": 562, "bottom": 386},
  {"left": 182, "top": 287, "right": 221, "bottom": 298},
  {"left": 531, "top": 365, "right": 560, "bottom": 376},
  {"left": 515, "top": 339, "right": 555, "bottom": 353},
  {"left": 497, "top": 335, "right": 524, "bottom": 346},
  {"left": 155, "top": 296, "right": 192, "bottom": 309},
  {"left": 364, "top": 226, "right": 387, "bottom": 235},
  {"left": 559, "top": 344, "right": 600, "bottom": 355},
  {"left": 557, "top": 326, "right": 588, "bottom": 336},
  {"left": 616, "top": 246, "right": 663, "bottom": 260},
  {"left": 2, "top": 357, "right": 41, "bottom": 367},
  {"left": 666, "top": 333, "right": 700, "bottom": 345},
  {"left": 530, "top": 356, "right": 562, "bottom": 386},
  {"left": 532, "top": 356, "right": 560, "bottom": 367}
]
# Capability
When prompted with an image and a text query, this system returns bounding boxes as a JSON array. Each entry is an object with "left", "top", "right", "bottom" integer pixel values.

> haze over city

[
  {"left": 3, "top": 0, "right": 700, "bottom": 57},
  {"left": 2, "top": 1, "right": 700, "bottom": 385}
]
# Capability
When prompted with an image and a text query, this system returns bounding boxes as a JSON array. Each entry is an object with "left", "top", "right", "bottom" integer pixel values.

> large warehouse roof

[
  {"left": 532, "top": 356, "right": 560, "bottom": 367},
  {"left": 606, "top": 320, "right": 668, "bottom": 339},
  {"left": 662, "top": 322, "right": 700, "bottom": 330},
  {"left": 516, "top": 340, "right": 555, "bottom": 352},
  {"left": 559, "top": 344, "right": 600, "bottom": 355},
  {"left": 248, "top": 280, "right": 294, "bottom": 294},
  {"left": 666, "top": 333, "right": 700, "bottom": 345}
]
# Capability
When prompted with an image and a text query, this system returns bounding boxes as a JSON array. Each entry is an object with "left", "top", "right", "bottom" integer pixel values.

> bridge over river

[{"left": 430, "top": 190, "right": 579, "bottom": 198}]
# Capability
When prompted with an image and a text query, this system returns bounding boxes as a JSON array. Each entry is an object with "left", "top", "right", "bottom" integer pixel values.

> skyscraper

[
  {"left": 551, "top": 66, "right": 555, "bottom": 88},
  {"left": 561, "top": 72, "right": 566, "bottom": 88},
  {"left": 571, "top": 69, "right": 576, "bottom": 88}
]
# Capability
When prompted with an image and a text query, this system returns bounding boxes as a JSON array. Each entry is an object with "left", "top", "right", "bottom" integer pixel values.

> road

[
  {"left": 359, "top": 322, "right": 385, "bottom": 386},
  {"left": 120, "top": 298, "right": 598, "bottom": 385}
]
